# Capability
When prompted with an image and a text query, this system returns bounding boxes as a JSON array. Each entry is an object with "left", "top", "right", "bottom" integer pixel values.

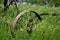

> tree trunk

[
  {"left": 4, "top": 0, "right": 8, "bottom": 7},
  {"left": 4, "top": 0, "right": 8, "bottom": 10}
]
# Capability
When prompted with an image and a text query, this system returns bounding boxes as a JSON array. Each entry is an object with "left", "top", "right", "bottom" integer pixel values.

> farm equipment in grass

[
  {"left": 10, "top": 10, "right": 60, "bottom": 38},
  {"left": 11, "top": 10, "right": 42, "bottom": 38},
  {"left": 2, "top": 0, "right": 60, "bottom": 38}
]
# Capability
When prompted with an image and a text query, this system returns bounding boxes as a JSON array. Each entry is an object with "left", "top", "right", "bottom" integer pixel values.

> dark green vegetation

[
  {"left": 0, "top": 5, "right": 60, "bottom": 40},
  {"left": 26, "top": 0, "right": 60, "bottom": 6},
  {"left": 0, "top": 0, "right": 3, "bottom": 4}
]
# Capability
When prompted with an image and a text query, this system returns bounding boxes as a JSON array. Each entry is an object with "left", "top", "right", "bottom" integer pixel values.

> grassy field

[{"left": 0, "top": 5, "right": 60, "bottom": 40}]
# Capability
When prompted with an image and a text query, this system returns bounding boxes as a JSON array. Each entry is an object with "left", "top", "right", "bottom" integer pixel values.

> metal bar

[{"left": 14, "top": 0, "right": 19, "bottom": 14}]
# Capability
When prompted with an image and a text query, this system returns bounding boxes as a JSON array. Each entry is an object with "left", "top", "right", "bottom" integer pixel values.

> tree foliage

[
  {"left": 0, "top": 0, "right": 4, "bottom": 4},
  {"left": 26, "top": 0, "right": 60, "bottom": 6}
]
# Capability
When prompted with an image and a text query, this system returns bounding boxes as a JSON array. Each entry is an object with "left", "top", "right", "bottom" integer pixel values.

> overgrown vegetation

[
  {"left": 0, "top": 5, "right": 60, "bottom": 40},
  {"left": 26, "top": 0, "right": 60, "bottom": 6}
]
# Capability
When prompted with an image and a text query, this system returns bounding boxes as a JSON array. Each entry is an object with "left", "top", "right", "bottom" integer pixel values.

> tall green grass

[{"left": 0, "top": 5, "right": 60, "bottom": 40}]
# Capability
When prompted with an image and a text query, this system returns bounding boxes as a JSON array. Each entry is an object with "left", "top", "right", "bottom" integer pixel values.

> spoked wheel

[{"left": 11, "top": 10, "right": 42, "bottom": 38}]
